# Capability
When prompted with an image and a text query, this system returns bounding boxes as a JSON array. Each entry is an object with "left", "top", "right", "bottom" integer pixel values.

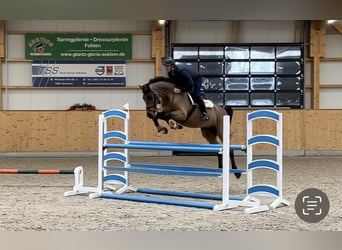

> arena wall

[{"left": 1, "top": 109, "right": 341, "bottom": 153}]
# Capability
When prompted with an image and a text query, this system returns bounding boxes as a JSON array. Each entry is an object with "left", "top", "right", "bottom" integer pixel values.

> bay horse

[{"left": 139, "top": 76, "right": 241, "bottom": 178}]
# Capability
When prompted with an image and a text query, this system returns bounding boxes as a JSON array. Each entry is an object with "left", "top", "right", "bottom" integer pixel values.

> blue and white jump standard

[
  {"left": 64, "top": 104, "right": 288, "bottom": 213},
  {"left": 244, "top": 110, "right": 289, "bottom": 213}
]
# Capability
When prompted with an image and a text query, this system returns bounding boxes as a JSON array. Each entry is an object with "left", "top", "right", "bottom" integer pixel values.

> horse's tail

[{"left": 224, "top": 105, "right": 233, "bottom": 122}]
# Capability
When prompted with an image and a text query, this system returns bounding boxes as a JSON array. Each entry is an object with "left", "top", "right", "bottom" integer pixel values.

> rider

[{"left": 163, "top": 57, "right": 210, "bottom": 121}]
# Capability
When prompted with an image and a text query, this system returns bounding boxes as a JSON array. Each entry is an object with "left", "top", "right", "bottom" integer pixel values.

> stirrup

[{"left": 201, "top": 112, "right": 210, "bottom": 121}]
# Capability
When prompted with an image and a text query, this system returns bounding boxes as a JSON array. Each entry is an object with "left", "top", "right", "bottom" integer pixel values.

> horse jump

[{"left": 64, "top": 104, "right": 288, "bottom": 213}]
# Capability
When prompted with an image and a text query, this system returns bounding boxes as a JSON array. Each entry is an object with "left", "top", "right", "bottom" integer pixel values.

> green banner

[{"left": 25, "top": 33, "right": 132, "bottom": 60}]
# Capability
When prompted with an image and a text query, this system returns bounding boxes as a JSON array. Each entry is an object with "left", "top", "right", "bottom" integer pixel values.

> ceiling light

[{"left": 158, "top": 20, "right": 166, "bottom": 25}]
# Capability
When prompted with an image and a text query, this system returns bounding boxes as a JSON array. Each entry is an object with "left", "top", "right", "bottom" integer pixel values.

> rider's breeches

[{"left": 192, "top": 77, "right": 208, "bottom": 113}]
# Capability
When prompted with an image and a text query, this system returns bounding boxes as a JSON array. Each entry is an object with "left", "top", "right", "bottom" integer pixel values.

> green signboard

[{"left": 25, "top": 33, "right": 132, "bottom": 60}]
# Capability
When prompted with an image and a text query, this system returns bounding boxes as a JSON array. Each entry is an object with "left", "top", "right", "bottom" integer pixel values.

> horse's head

[
  {"left": 139, "top": 82, "right": 163, "bottom": 119},
  {"left": 140, "top": 77, "right": 176, "bottom": 119}
]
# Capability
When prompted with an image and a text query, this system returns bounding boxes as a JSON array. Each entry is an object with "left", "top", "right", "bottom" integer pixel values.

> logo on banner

[
  {"left": 95, "top": 66, "right": 105, "bottom": 76},
  {"left": 106, "top": 66, "right": 113, "bottom": 75},
  {"left": 27, "top": 36, "right": 54, "bottom": 57},
  {"left": 114, "top": 65, "right": 124, "bottom": 75}
]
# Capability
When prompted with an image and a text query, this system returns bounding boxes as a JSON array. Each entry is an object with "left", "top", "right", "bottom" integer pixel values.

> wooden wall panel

[
  {"left": 304, "top": 110, "right": 342, "bottom": 150},
  {"left": 0, "top": 111, "right": 100, "bottom": 152},
  {"left": 0, "top": 109, "right": 341, "bottom": 153},
  {"left": 62, "top": 111, "right": 99, "bottom": 151},
  {"left": 282, "top": 110, "right": 305, "bottom": 150},
  {"left": 0, "top": 112, "right": 28, "bottom": 151}
]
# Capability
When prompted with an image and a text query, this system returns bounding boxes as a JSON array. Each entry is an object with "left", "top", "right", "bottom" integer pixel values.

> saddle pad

[
  {"left": 204, "top": 99, "right": 214, "bottom": 108},
  {"left": 186, "top": 93, "right": 214, "bottom": 108}
]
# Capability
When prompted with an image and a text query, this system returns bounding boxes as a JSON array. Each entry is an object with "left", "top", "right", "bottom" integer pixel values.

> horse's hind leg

[
  {"left": 200, "top": 127, "right": 219, "bottom": 144},
  {"left": 168, "top": 119, "right": 183, "bottom": 130},
  {"left": 202, "top": 128, "right": 241, "bottom": 179},
  {"left": 201, "top": 127, "right": 228, "bottom": 174},
  {"left": 217, "top": 150, "right": 241, "bottom": 179}
]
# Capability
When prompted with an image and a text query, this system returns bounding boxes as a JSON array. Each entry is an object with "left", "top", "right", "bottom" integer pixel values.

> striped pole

[{"left": 0, "top": 169, "right": 74, "bottom": 174}]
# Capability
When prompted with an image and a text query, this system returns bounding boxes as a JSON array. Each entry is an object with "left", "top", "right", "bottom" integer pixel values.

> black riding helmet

[{"left": 163, "top": 57, "right": 175, "bottom": 66}]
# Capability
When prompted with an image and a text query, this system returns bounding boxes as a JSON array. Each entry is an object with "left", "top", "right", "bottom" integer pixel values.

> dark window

[{"left": 172, "top": 43, "right": 304, "bottom": 109}]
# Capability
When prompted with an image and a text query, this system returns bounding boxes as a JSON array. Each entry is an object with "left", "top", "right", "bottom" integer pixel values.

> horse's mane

[
  {"left": 143, "top": 77, "right": 176, "bottom": 103},
  {"left": 148, "top": 76, "right": 172, "bottom": 84}
]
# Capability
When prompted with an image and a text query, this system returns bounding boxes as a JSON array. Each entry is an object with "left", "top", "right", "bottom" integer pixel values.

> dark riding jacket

[{"left": 167, "top": 65, "right": 201, "bottom": 93}]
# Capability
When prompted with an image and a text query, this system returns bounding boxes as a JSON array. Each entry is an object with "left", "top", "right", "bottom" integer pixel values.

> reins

[{"left": 144, "top": 90, "right": 158, "bottom": 110}]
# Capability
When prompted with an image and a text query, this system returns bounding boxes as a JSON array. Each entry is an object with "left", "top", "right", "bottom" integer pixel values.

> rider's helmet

[{"left": 163, "top": 57, "right": 175, "bottom": 66}]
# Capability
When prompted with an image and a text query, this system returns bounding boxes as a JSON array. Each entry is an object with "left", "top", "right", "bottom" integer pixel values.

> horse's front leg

[{"left": 152, "top": 118, "right": 168, "bottom": 134}]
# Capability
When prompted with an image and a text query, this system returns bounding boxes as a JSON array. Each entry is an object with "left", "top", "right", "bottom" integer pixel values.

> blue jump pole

[
  {"left": 136, "top": 188, "right": 244, "bottom": 201},
  {"left": 105, "top": 141, "right": 245, "bottom": 152},
  {"left": 128, "top": 141, "right": 246, "bottom": 151},
  {"left": 104, "top": 163, "right": 246, "bottom": 177},
  {"left": 100, "top": 192, "right": 216, "bottom": 209}
]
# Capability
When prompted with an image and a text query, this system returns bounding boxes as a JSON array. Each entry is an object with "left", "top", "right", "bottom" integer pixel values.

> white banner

[{"left": 32, "top": 60, "right": 126, "bottom": 87}]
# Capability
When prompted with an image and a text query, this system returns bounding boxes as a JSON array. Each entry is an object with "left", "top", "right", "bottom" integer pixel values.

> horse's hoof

[
  {"left": 159, "top": 128, "right": 168, "bottom": 134},
  {"left": 170, "top": 125, "right": 179, "bottom": 130},
  {"left": 234, "top": 173, "right": 241, "bottom": 179},
  {"left": 176, "top": 124, "right": 183, "bottom": 129}
]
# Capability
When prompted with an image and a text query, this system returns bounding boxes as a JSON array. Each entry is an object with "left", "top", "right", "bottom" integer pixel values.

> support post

[
  {"left": 0, "top": 20, "right": 5, "bottom": 110},
  {"left": 310, "top": 20, "right": 326, "bottom": 109},
  {"left": 151, "top": 20, "right": 165, "bottom": 76},
  {"left": 231, "top": 21, "right": 240, "bottom": 43}
]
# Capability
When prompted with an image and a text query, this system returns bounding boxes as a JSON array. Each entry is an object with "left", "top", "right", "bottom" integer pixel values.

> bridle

[
  {"left": 144, "top": 89, "right": 157, "bottom": 109},
  {"left": 143, "top": 87, "right": 162, "bottom": 119},
  {"left": 142, "top": 82, "right": 178, "bottom": 120}
]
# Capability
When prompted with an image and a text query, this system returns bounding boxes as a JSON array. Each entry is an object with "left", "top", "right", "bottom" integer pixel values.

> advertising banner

[
  {"left": 26, "top": 33, "right": 132, "bottom": 60},
  {"left": 32, "top": 60, "right": 126, "bottom": 87}
]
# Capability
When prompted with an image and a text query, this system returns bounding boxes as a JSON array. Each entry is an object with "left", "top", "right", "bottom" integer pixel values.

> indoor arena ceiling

[{"left": 0, "top": 0, "right": 341, "bottom": 20}]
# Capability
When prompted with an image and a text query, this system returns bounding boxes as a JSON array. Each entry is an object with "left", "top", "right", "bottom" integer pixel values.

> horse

[{"left": 139, "top": 76, "right": 241, "bottom": 178}]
